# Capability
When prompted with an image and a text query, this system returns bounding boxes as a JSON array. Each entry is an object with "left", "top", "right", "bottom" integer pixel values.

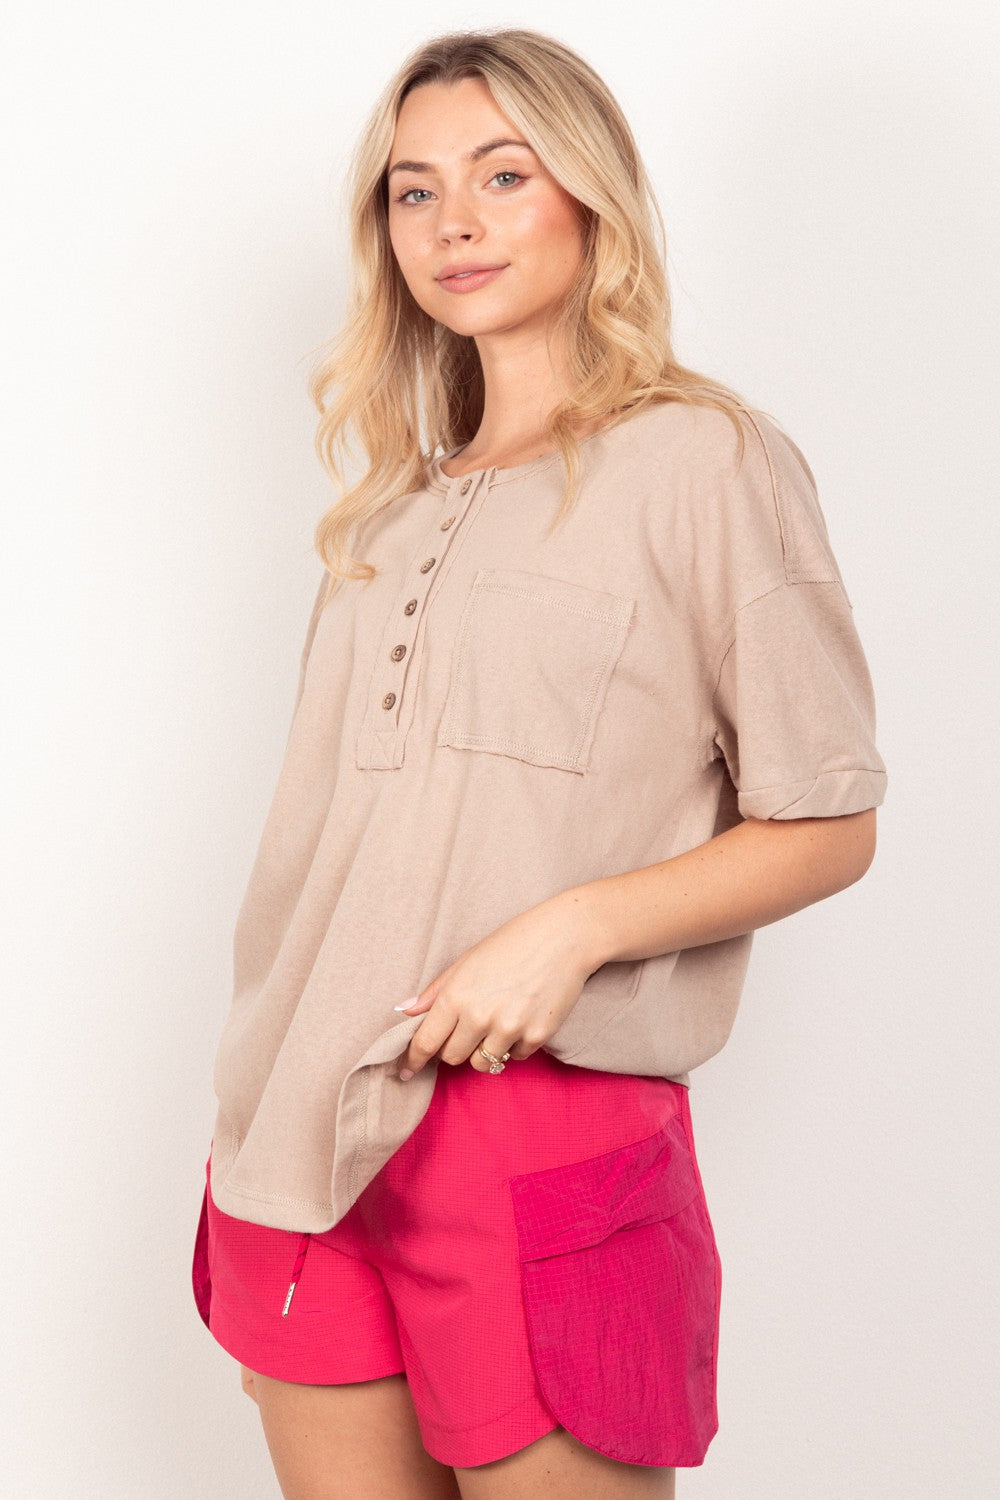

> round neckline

[{"left": 425, "top": 420, "right": 619, "bottom": 493}]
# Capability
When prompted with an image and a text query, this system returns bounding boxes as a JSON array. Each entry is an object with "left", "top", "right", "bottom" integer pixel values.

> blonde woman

[{"left": 191, "top": 27, "right": 887, "bottom": 1500}]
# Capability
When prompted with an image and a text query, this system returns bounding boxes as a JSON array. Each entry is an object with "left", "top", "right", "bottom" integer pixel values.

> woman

[{"left": 191, "top": 27, "right": 887, "bottom": 1500}]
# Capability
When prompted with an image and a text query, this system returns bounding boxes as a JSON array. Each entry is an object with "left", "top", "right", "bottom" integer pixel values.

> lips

[
  {"left": 436, "top": 262, "right": 507, "bottom": 281},
  {"left": 435, "top": 264, "right": 509, "bottom": 294}
]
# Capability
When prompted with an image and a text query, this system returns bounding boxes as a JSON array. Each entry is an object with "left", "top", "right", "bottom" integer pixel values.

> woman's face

[{"left": 386, "top": 77, "right": 586, "bottom": 343}]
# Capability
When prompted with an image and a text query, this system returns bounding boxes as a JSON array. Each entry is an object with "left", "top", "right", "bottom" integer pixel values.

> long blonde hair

[{"left": 308, "top": 26, "right": 758, "bottom": 600}]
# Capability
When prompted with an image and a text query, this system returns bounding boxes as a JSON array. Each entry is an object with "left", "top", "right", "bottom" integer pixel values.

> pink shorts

[{"left": 191, "top": 1049, "right": 721, "bottom": 1470}]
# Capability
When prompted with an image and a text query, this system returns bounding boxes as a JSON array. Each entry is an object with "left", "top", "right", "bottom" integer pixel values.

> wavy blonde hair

[{"left": 307, "top": 25, "right": 760, "bottom": 600}]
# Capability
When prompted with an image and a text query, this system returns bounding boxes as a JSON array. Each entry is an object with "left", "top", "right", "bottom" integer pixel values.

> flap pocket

[
  {"left": 505, "top": 1110, "right": 720, "bottom": 1465},
  {"left": 508, "top": 1113, "right": 700, "bottom": 1261}
]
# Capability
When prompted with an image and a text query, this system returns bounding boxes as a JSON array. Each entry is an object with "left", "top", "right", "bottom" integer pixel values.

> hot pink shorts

[{"left": 191, "top": 1049, "right": 721, "bottom": 1470}]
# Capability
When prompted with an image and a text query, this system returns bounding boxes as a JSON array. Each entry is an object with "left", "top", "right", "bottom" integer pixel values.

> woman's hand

[{"left": 393, "top": 890, "right": 601, "bottom": 1079}]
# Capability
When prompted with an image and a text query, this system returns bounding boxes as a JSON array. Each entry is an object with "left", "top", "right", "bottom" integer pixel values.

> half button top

[
  {"left": 419, "top": 557, "right": 437, "bottom": 573},
  {"left": 460, "top": 478, "right": 471, "bottom": 494}
]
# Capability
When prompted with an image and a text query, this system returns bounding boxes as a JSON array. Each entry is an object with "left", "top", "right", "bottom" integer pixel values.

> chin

[{"left": 440, "top": 300, "right": 535, "bottom": 334}]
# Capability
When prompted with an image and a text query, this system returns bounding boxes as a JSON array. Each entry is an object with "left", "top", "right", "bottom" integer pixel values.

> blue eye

[{"left": 394, "top": 170, "right": 525, "bottom": 205}]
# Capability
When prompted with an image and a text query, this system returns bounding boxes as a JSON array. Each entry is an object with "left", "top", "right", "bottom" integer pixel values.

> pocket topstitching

[{"left": 436, "top": 567, "right": 635, "bottom": 773}]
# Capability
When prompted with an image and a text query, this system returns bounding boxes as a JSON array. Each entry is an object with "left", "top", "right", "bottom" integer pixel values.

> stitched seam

[
  {"left": 740, "top": 766, "right": 886, "bottom": 795},
  {"left": 710, "top": 577, "right": 849, "bottom": 691},
  {"left": 441, "top": 733, "right": 587, "bottom": 769},
  {"left": 507, "top": 1118, "right": 671, "bottom": 1186},
  {"left": 702, "top": 577, "right": 852, "bottom": 770},
  {"left": 349, "top": 1067, "right": 372, "bottom": 1209},
  {"left": 218, "top": 1178, "right": 335, "bottom": 1215},
  {"left": 516, "top": 1186, "right": 702, "bottom": 1261},
  {"left": 572, "top": 616, "right": 625, "bottom": 763},
  {"left": 491, "top": 453, "right": 563, "bottom": 486},
  {"left": 740, "top": 409, "right": 789, "bottom": 574},
  {"left": 439, "top": 572, "right": 632, "bottom": 768},
  {"left": 477, "top": 576, "right": 633, "bottom": 625}
]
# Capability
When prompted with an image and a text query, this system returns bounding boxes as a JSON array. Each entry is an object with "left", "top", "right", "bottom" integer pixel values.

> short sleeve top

[{"left": 206, "top": 400, "right": 888, "bottom": 1232}]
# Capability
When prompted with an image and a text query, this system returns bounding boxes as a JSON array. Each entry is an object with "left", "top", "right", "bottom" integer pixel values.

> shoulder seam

[
  {"left": 712, "top": 574, "right": 850, "bottom": 688},
  {"left": 738, "top": 409, "right": 789, "bottom": 580},
  {"left": 700, "top": 576, "right": 852, "bottom": 772}
]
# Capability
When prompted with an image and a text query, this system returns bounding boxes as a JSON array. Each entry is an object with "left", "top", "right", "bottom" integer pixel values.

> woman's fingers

[
  {"left": 398, "top": 1017, "right": 521, "bottom": 1078},
  {"left": 469, "top": 1038, "right": 516, "bottom": 1073}
]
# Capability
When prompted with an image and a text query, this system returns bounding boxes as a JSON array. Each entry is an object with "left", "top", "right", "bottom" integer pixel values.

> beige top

[{"left": 207, "top": 400, "right": 888, "bottom": 1233}]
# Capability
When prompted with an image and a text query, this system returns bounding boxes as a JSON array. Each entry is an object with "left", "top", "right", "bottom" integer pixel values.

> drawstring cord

[{"left": 281, "top": 1231, "right": 313, "bottom": 1316}]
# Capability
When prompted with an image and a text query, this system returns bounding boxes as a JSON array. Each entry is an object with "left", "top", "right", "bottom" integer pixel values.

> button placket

[{"left": 355, "top": 467, "right": 493, "bottom": 770}]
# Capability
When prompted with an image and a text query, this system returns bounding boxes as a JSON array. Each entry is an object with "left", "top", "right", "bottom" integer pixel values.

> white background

[{"left": 2, "top": 2, "right": 997, "bottom": 1495}]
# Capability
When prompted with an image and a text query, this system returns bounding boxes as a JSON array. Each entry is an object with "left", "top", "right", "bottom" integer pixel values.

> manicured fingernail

[
  {"left": 394, "top": 997, "right": 420, "bottom": 1011},
  {"left": 398, "top": 1068, "right": 414, "bottom": 1081}
]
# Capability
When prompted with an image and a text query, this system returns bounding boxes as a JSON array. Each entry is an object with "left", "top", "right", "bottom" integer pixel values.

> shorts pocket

[
  {"left": 507, "top": 1113, "right": 721, "bottom": 1467},
  {"left": 436, "top": 567, "right": 634, "bottom": 773}
]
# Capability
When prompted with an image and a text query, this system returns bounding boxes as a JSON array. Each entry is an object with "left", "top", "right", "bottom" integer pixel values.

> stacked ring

[{"left": 477, "top": 1045, "right": 512, "bottom": 1074}]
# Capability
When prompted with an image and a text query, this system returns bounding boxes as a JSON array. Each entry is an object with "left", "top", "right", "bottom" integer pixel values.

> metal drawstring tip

[{"left": 281, "top": 1230, "right": 313, "bottom": 1315}]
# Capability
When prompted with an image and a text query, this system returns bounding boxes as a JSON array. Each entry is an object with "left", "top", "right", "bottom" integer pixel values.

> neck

[{"left": 458, "top": 318, "right": 579, "bottom": 466}]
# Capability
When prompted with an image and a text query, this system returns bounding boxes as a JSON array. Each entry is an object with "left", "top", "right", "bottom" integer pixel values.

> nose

[{"left": 433, "top": 187, "right": 484, "bottom": 244}]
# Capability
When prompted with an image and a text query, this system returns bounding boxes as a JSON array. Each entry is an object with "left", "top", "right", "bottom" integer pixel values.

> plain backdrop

[{"left": 2, "top": 2, "right": 997, "bottom": 1495}]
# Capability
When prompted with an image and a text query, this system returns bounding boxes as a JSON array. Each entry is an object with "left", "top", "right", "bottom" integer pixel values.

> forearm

[{"left": 558, "top": 810, "right": 877, "bottom": 969}]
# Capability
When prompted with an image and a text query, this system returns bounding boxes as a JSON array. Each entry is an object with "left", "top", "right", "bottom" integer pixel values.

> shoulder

[
  {"left": 631, "top": 399, "right": 844, "bottom": 591},
  {"left": 623, "top": 398, "right": 812, "bottom": 488}
]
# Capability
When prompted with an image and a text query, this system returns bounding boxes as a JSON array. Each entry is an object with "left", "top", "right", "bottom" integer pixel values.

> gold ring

[{"left": 477, "top": 1045, "right": 511, "bottom": 1074}]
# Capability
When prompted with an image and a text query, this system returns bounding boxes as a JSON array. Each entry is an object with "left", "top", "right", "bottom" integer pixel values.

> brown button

[
  {"left": 403, "top": 598, "right": 417, "bottom": 615},
  {"left": 460, "top": 478, "right": 471, "bottom": 494},
  {"left": 440, "top": 515, "right": 455, "bottom": 530},
  {"left": 390, "top": 644, "right": 407, "bottom": 662},
  {"left": 419, "top": 557, "right": 436, "bottom": 573},
  {"left": 382, "top": 691, "right": 396, "bottom": 709}
]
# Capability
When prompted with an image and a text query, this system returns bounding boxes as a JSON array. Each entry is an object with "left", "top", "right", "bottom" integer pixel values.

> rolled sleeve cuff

[{"left": 737, "top": 767, "right": 888, "bottom": 821}]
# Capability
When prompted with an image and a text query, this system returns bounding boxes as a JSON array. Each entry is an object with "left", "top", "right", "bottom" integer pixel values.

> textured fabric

[
  {"left": 193, "top": 1049, "right": 720, "bottom": 1468},
  {"left": 206, "top": 400, "right": 888, "bottom": 1233}
]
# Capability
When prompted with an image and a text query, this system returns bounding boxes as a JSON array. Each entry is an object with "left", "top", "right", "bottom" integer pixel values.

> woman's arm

[
  {"left": 394, "top": 811, "right": 877, "bottom": 1077},
  {"left": 556, "top": 810, "right": 878, "bottom": 969}
]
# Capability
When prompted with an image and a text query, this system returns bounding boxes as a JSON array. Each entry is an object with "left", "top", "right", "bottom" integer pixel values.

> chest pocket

[{"left": 436, "top": 567, "right": 635, "bottom": 774}]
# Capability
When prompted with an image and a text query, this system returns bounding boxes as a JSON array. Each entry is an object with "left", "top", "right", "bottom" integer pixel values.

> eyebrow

[{"left": 387, "top": 138, "right": 534, "bottom": 179}]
